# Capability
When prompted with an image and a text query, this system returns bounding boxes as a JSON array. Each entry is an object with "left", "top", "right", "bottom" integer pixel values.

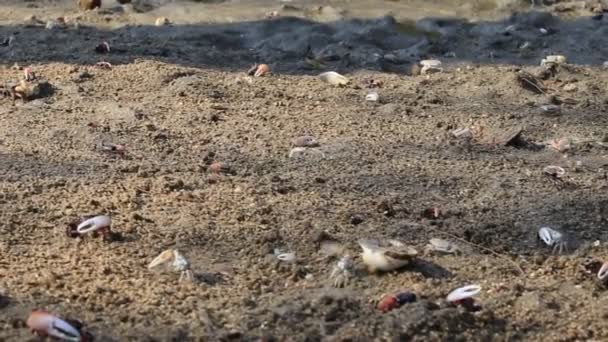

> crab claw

[
  {"left": 148, "top": 249, "right": 175, "bottom": 269},
  {"left": 77, "top": 215, "right": 111, "bottom": 234},
  {"left": 446, "top": 284, "right": 481, "bottom": 303},
  {"left": 27, "top": 311, "right": 81, "bottom": 342}
]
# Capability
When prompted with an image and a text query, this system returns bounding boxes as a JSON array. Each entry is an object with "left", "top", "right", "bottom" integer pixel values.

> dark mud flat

[{"left": 1, "top": 0, "right": 608, "bottom": 341}]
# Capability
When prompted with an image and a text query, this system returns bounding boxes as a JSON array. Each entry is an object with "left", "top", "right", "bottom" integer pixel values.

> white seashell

[
  {"left": 446, "top": 284, "right": 481, "bottom": 302},
  {"left": 420, "top": 59, "right": 442, "bottom": 68},
  {"left": 365, "top": 92, "right": 379, "bottom": 102},
  {"left": 319, "top": 71, "right": 349, "bottom": 86},
  {"left": 538, "top": 227, "right": 562, "bottom": 246},
  {"left": 541, "top": 55, "right": 566, "bottom": 66},
  {"left": 543, "top": 165, "right": 565, "bottom": 178},
  {"left": 276, "top": 252, "right": 296, "bottom": 263},
  {"left": 598, "top": 262, "right": 608, "bottom": 281},
  {"left": 539, "top": 28, "right": 548, "bottom": 34},
  {"left": 76, "top": 215, "right": 111, "bottom": 234}
]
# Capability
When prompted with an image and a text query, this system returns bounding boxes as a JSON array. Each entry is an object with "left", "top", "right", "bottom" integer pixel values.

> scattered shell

[
  {"left": 319, "top": 71, "right": 349, "bottom": 86},
  {"left": 446, "top": 285, "right": 481, "bottom": 302},
  {"left": 288, "top": 147, "right": 326, "bottom": 159},
  {"left": 155, "top": 17, "right": 171, "bottom": 26},
  {"left": 292, "top": 135, "right": 319, "bottom": 147},
  {"left": 541, "top": 55, "right": 566, "bottom": 66},
  {"left": 420, "top": 59, "right": 443, "bottom": 75},
  {"left": 365, "top": 92, "right": 379, "bottom": 102},
  {"left": 539, "top": 104, "right": 561, "bottom": 116},
  {"left": 425, "top": 238, "right": 459, "bottom": 254},
  {"left": 543, "top": 165, "right": 565, "bottom": 178}
]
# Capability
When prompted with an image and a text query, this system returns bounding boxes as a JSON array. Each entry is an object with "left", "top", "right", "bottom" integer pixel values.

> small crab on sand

[
  {"left": 537, "top": 227, "right": 568, "bottom": 254},
  {"left": 330, "top": 255, "right": 354, "bottom": 288},
  {"left": 358, "top": 239, "right": 417, "bottom": 273},
  {"left": 148, "top": 249, "right": 194, "bottom": 282}
]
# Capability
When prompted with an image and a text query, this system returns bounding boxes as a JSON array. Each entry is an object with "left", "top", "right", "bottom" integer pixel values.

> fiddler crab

[
  {"left": 330, "top": 255, "right": 354, "bottom": 288},
  {"left": 148, "top": 249, "right": 194, "bottom": 283},
  {"left": 446, "top": 284, "right": 482, "bottom": 312},
  {"left": 358, "top": 238, "right": 418, "bottom": 273},
  {"left": 66, "top": 215, "right": 121, "bottom": 242},
  {"left": 537, "top": 226, "right": 568, "bottom": 254},
  {"left": 27, "top": 310, "right": 93, "bottom": 342}
]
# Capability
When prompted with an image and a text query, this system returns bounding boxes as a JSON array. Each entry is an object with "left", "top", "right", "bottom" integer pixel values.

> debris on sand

[{"left": 515, "top": 70, "right": 545, "bottom": 94}]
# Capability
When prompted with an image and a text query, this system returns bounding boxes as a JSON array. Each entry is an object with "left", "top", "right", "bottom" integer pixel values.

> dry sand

[{"left": 1, "top": 0, "right": 608, "bottom": 341}]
